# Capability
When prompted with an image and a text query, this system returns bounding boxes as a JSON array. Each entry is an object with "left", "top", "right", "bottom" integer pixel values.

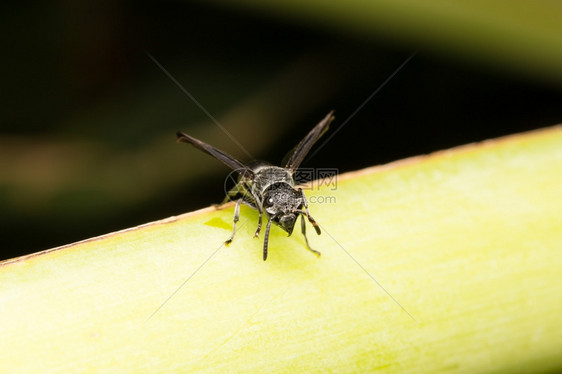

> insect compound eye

[{"left": 265, "top": 197, "right": 274, "bottom": 207}]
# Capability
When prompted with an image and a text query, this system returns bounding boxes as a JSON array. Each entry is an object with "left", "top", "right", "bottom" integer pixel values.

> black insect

[{"left": 177, "top": 111, "right": 334, "bottom": 260}]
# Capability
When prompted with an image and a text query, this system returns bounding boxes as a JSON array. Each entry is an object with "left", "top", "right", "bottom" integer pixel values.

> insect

[{"left": 176, "top": 111, "right": 334, "bottom": 260}]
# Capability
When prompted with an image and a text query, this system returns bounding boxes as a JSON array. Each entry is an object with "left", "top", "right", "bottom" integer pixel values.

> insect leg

[
  {"left": 299, "top": 188, "right": 321, "bottom": 235},
  {"left": 225, "top": 198, "right": 242, "bottom": 245},
  {"left": 253, "top": 198, "right": 264, "bottom": 238},
  {"left": 301, "top": 214, "right": 321, "bottom": 257},
  {"left": 263, "top": 216, "right": 273, "bottom": 261}
]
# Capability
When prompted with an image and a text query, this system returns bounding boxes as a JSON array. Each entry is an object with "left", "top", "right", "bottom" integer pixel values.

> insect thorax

[{"left": 251, "top": 165, "right": 294, "bottom": 196}]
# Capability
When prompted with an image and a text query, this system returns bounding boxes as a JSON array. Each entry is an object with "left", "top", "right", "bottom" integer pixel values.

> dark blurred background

[{"left": 1, "top": 1, "right": 561, "bottom": 260}]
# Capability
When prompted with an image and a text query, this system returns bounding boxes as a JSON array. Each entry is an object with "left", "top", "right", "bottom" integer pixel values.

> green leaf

[{"left": 1, "top": 126, "right": 562, "bottom": 372}]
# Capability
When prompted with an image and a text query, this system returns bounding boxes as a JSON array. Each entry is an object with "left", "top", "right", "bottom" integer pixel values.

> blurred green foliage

[{"left": 1, "top": 0, "right": 561, "bottom": 258}]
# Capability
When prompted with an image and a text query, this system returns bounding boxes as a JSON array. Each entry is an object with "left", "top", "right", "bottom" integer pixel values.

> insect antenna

[
  {"left": 297, "top": 210, "right": 321, "bottom": 235},
  {"left": 263, "top": 216, "right": 274, "bottom": 261}
]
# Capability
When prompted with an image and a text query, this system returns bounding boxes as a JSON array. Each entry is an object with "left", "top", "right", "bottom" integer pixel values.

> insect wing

[
  {"left": 283, "top": 111, "right": 334, "bottom": 172},
  {"left": 176, "top": 131, "right": 254, "bottom": 178}
]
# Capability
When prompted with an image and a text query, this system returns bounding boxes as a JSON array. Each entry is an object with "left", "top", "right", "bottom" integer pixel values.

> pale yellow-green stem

[{"left": 1, "top": 126, "right": 561, "bottom": 372}]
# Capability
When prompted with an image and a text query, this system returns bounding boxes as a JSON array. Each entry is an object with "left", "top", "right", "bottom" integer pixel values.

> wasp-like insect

[{"left": 177, "top": 111, "right": 334, "bottom": 260}]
